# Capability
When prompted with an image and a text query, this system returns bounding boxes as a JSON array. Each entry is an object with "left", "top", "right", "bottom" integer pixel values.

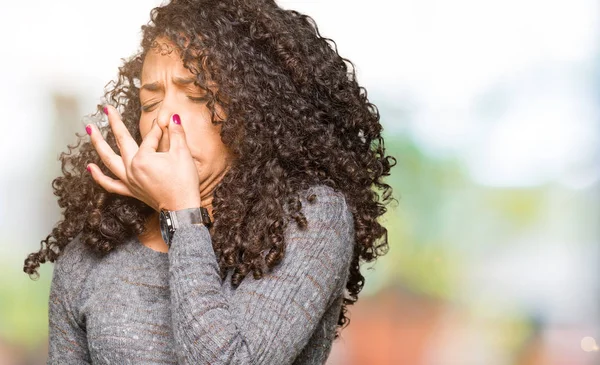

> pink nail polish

[
  {"left": 172, "top": 114, "right": 181, "bottom": 125},
  {"left": 86, "top": 125, "right": 92, "bottom": 135},
  {"left": 86, "top": 165, "right": 91, "bottom": 172},
  {"left": 103, "top": 106, "right": 108, "bottom": 115}
]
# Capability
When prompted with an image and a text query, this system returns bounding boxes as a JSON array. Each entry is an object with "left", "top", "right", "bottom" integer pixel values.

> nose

[
  {"left": 156, "top": 110, "right": 171, "bottom": 129},
  {"left": 154, "top": 107, "right": 174, "bottom": 152}
]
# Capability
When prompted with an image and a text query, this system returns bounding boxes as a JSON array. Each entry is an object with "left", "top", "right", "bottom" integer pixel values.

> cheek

[
  {"left": 187, "top": 127, "right": 228, "bottom": 163},
  {"left": 139, "top": 119, "right": 152, "bottom": 138}
]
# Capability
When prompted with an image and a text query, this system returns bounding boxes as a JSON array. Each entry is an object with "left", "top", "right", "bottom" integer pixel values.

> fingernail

[
  {"left": 86, "top": 165, "right": 91, "bottom": 172},
  {"left": 86, "top": 125, "right": 92, "bottom": 135},
  {"left": 103, "top": 106, "right": 108, "bottom": 115},
  {"left": 172, "top": 114, "right": 181, "bottom": 125}
]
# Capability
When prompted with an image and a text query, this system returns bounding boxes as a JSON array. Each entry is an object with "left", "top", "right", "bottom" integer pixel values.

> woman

[{"left": 24, "top": 0, "right": 396, "bottom": 363}]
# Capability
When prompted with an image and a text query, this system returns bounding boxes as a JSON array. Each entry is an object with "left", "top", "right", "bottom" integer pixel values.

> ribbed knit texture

[{"left": 47, "top": 185, "right": 355, "bottom": 364}]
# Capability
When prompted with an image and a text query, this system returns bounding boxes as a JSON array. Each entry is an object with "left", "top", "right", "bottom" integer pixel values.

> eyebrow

[{"left": 140, "top": 76, "right": 198, "bottom": 91}]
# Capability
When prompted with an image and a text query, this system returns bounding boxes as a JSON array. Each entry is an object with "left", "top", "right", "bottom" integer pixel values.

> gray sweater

[{"left": 47, "top": 185, "right": 355, "bottom": 364}]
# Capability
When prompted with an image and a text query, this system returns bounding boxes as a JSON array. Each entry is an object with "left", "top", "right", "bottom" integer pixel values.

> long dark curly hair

[{"left": 24, "top": 0, "right": 396, "bottom": 338}]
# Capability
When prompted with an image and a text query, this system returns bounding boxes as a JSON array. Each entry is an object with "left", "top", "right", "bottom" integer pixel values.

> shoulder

[
  {"left": 288, "top": 184, "right": 355, "bottom": 251},
  {"left": 298, "top": 184, "right": 353, "bottom": 226},
  {"left": 282, "top": 185, "right": 355, "bottom": 301},
  {"left": 300, "top": 184, "right": 347, "bottom": 202},
  {"left": 51, "top": 233, "right": 99, "bottom": 290}
]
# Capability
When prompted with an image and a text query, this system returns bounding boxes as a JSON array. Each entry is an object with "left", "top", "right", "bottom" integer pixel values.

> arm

[
  {"left": 168, "top": 187, "right": 354, "bottom": 364},
  {"left": 47, "top": 239, "right": 92, "bottom": 364}
]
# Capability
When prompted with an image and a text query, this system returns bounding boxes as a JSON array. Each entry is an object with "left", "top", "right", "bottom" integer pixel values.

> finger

[
  {"left": 87, "top": 123, "right": 127, "bottom": 180},
  {"left": 138, "top": 119, "right": 163, "bottom": 153},
  {"left": 167, "top": 113, "right": 190, "bottom": 153},
  {"left": 87, "top": 163, "right": 134, "bottom": 197},
  {"left": 105, "top": 105, "right": 139, "bottom": 162}
]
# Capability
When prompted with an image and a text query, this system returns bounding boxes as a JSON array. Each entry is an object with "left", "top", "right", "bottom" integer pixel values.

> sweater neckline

[{"left": 130, "top": 234, "right": 169, "bottom": 261}]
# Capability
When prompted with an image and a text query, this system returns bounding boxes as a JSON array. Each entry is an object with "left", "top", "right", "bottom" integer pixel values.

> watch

[{"left": 159, "top": 207, "right": 212, "bottom": 248}]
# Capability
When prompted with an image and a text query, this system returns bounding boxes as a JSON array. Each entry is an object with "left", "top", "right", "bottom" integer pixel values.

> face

[{"left": 139, "top": 37, "right": 233, "bottom": 198}]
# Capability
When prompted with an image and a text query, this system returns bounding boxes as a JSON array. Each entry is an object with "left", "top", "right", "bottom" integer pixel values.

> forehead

[{"left": 141, "top": 38, "right": 192, "bottom": 81}]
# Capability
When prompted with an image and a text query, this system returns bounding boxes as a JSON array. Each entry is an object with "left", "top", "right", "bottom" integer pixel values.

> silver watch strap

[{"left": 171, "top": 207, "right": 205, "bottom": 228}]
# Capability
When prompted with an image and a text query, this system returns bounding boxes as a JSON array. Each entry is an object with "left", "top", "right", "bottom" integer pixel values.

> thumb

[{"left": 168, "top": 113, "right": 190, "bottom": 153}]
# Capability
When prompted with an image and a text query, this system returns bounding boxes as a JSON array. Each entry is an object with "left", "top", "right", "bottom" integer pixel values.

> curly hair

[{"left": 24, "top": 0, "right": 396, "bottom": 338}]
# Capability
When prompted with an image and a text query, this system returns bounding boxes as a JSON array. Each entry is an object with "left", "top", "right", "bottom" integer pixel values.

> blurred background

[{"left": 1, "top": 0, "right": 598, "bottom": 364}]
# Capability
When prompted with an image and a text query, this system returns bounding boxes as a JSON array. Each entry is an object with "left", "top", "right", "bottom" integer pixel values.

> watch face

[{"left": 159, "top": 210, "right": 171, "bottom": 245}]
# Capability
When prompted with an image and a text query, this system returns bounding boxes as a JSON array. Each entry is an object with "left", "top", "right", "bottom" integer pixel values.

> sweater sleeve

[
  {"left": 167, "top": 186, "right": 354, "bottom": 365},
  {"left": 47, "top": 236, "right": 92, "bottom": 364}
]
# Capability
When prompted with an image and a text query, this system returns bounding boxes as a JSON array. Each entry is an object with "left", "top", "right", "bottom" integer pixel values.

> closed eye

[
  {"left": 188, "top": 95, "right": 209, "bottom": 103},
  {"left": 140, "top": 95, "right": 208, "bottom": 113},
  {"left": 141, "top": 101, "right": 160, "bottom": 113}
]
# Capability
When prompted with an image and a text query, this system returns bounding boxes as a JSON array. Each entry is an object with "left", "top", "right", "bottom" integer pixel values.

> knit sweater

[{"left": 47, "top": 185, "right": 355, "bottom": 364}]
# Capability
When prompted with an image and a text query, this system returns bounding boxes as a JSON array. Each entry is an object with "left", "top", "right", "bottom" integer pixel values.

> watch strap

[
  {"left": 171, "top": 207, "right": 212, "bottom": 228},
  {"left": 160, "top": 207, "right": 212, "bottom": 249}
]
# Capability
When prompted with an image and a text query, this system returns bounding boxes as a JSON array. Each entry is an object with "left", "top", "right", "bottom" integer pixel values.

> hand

[{"left": 86, "top": 106, "right": 202, "bottom": 212}]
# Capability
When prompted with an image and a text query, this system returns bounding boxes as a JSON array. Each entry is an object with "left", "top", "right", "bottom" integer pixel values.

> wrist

[
  {"left": 159, "top": 206, "right": 212, "bottom": 247},
  {"left": 159, "top": 199, "right": 202, "bottom": 212}
]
